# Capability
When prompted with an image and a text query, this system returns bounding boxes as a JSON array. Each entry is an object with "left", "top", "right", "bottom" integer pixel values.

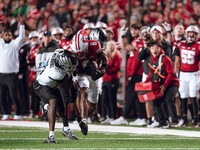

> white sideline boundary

[{"left": 0, "top": 120, "right": 200, "bottom": 137}]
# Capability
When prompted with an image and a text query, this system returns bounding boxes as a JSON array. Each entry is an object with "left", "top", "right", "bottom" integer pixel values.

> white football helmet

[
  {"left": 83, "top": 23, "right": 95, "bottom": 30},
  {"left": 70, "top": 29, "right": 89, "bottom": 59},
  {"left": 95, "top": 21, "right": 107, "bottom": 29},
  {"left": 51, "top": 27, "right": 64, "bottom": 35},
  {"left": 185, "top": 25, "right": 199, "bottom": 42},
  {"left": 28, "top": 31, "right": 39, "bottom": 39}
]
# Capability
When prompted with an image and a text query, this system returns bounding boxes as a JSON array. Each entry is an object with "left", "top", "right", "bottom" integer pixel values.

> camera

[{"left": 144, "top": 34, "right": 151, "bottom": 41}]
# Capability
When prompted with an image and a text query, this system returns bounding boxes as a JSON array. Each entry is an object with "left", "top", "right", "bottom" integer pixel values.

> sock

[
  {"left": 49, "top": 131, "right": 55, "bottom": 137},
  {"left": 44, "top": 104, "right": 49, "bottom": 110},
  {"left": 63, "top": 126, "right": 70, "bottom": 131}
]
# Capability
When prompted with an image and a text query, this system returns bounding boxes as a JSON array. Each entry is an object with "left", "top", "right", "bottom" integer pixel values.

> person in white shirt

[{"left": 0, "top": 16, "right": 25, "bottom": 120}]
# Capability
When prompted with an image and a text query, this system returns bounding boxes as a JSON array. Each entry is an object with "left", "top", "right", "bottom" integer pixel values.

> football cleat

[
  {"left": 44, "top": 136, "right": 57, "bottom": 144},
  {"left": 79, "top": 119, "right": 88, "bottom": 135},
  {"left": 62, "top": 128, "right": 78, "bottom": 140}
]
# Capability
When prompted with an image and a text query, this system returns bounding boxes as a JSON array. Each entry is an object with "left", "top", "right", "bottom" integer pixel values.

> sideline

[{"left": 0, "top": 120, "right": 200, "bottom": 137}]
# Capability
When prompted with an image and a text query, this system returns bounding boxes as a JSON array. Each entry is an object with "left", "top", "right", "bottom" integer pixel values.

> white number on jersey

[{"left": 181, "top": 50, "right": 195, "bottom": 65}]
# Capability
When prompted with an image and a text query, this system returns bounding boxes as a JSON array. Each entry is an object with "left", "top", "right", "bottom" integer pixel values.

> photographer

[
  {"left": 138, "top": 25, "right": 178, "bottom": 126},
  {"left": 146, "top": 40, "right": 179, "bottom": 128}
]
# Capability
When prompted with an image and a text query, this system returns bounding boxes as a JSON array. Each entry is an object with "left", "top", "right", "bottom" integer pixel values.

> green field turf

[{"left": 0, "top": 126, "right": 200, "bottom": 149}]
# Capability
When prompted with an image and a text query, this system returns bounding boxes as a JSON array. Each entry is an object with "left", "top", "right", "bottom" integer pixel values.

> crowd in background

[{"left": 0, "top": 0, "right": 200, "bottom": 128}]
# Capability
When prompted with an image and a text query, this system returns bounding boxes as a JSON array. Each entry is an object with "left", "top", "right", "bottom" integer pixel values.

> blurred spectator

[
  {"left": 105, "top": 28, "right": 114, "bottom": 41},
  {"left": 13, "top": 0, "right": 28, "bottom": 16},
  {"left": 18, "top": 30, "right": 31, "bottom": 118},
  {"left": 110, "top": 23, "right": 145, "bottom": 125},
  {"left": 107, "top": 15, "right": 118, "bottom": 41},
  {"left": 27, "top": 30, "right": 41, "bottom": 118},
  {"left": 35, "top": 30, "right": 59, "bottom": 76},
  {"left": 0, "top": 16, "right": 25, "bottom": 120},
  {"left": 37, "top": 8, "right": 59, "bottom": 31},
  {"left": 55, "top": 5, "right": 69, "bottom": 27},
  {"left": 51, "top": 27, "right": 64, "bottom": 45},
  {"left": 101, "top": 40, "right": 122, "bottom": 124},
  {"left": 26, "top": 1, "right": 40, "bottom": 30}
]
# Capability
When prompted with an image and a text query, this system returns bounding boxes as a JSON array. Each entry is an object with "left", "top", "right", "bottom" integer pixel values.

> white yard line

[
  {"left": 0, "top": 120, "right": 200, "bottom": 137},
  {"left": 0, "top": 137, "right": 198, "bottom": 140},
  {"left": 0, "top": 148, "right": 199, "bottom": 150}
]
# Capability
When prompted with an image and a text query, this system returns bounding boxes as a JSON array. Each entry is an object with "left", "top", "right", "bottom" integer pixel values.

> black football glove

[
  {"left": 83, "top": 65, "right": 95, "bottom": 76},
  {"left": 91, "top": 69, "right": 105, "bottom": 81}
]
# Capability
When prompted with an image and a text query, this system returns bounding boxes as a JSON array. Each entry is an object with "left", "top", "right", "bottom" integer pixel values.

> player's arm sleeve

[
  {"left": 98, "top": 51, "right": 108, "bottom": 71},
  {"left": 13, "top": 25, "right": 25, "bottom": 49}
]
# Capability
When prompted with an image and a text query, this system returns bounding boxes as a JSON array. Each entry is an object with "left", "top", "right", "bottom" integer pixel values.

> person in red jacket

[
  {"left": 101, "top": 40, "right": 122, "bottom": 124},
  {"left": 146, "top": 40, "right": 179, "bottom": 128},
  {"left": 110, "top": 23, "right": 146, "bottom": 125}
]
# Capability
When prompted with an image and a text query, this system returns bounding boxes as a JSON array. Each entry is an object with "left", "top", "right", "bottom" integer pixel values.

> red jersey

[
  {"left": 176, "top": 41, "right": 200, "bottom": 72},
  {"left": 27, "top": 45, "right": 40, "bottom": 85},
  {"left": 27, "top": 45, "right": 40, "bottom": 65},
  {"left": 60, "top": 38, "right": 73, "bottom": 50},
  {"left": 75, "top": 40, "right": 101, "bottom": 72}
]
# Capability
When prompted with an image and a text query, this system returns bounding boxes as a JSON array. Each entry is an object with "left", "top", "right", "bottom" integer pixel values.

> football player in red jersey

[
  {"left": 70, "top": 30, "right": 108, "bottom": 135},
  {"left": 172, "top": 24, "right": 185, "bottom": 64},
  {"left": 60, "top": 26, "right": 74, "bottom": 50},
  {"left": 172, "top": 24, "right": 185, "bottom": 122},
  {"left": 174, "top": 25, "right": 200, "bottom": 127}
]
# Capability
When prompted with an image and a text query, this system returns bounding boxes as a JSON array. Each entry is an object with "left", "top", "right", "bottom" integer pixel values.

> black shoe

[
  {"left": 156, "top": 122, "right": 169, "bottom": 129},
  {"left": 44, "top": 136, "right": 57, "bottom": 143},
  {"left": 62, "top": 128, "right": 78, "bottom": 140},
  {"left": 79, "top": 119, "right": 88, "bottom": 135}
]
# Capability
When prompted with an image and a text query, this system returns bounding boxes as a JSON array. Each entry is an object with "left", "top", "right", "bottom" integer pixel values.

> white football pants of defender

[
  {"left": 77, "top": 75, "right": 100, "bottom": 104},
  {"left": 179, "top": 71, "right": 199, "bottom": 98}
]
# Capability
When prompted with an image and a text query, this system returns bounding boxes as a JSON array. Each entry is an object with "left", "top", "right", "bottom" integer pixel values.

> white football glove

[
  {"left": 162, "top": 22, "right": 171, "bottom": 32},
  {"left": 120, "top": 25, "right": 128, "bottom": 37}
]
